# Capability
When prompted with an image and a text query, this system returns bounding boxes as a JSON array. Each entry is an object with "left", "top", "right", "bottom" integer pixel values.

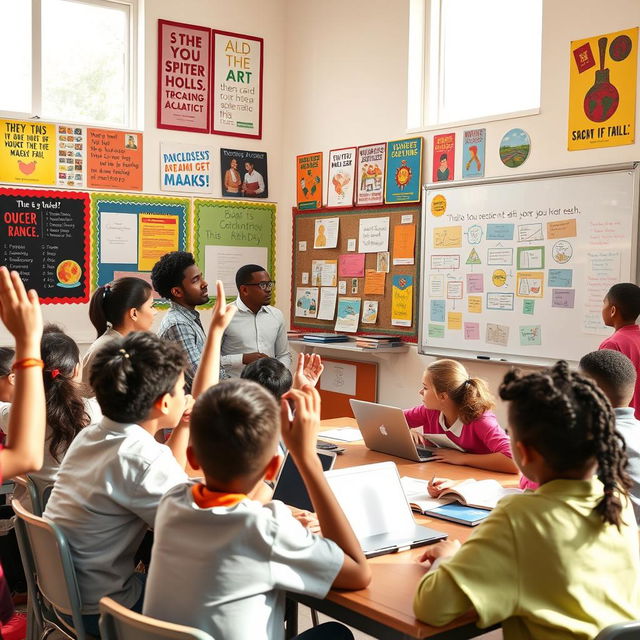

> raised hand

[
  {"left": 292, "top": 353, "right": 324, "bottom": 389},
  {"left": 209, "top": 280, "right": 237, "bottom": 333}
]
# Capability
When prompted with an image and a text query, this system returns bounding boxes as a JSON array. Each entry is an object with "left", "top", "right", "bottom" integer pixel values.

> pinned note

[
  {"left": 466, "top": 273, "right": 484, "bottom": 293},
  {"left": 464, "top": 322, "right": 480, "bottom": 340},
  {"left": 447, "top": 312, "right": 462, "bottom": 330},
  {"left": 428, "top": 324, "right": 445, "bottom": 338},
  {"left": 392, "top": 224, "right": 416, "bottom": 265},
  {"left": 468, "top": 295, "right": 482, "bottom": 313},
  {"left": 522, "top": 299, "right": 535, "bottom": 315},
  {"left": 520, "top": 325, "right": 542, "bottom": 346},
  {"left": 433, "top": 226, "right": 462, "bottom": 248},
  {"left": 364, "top": 269, "right": 385, "bottom": 295},
  {"left": 430, "top": 300, "right": 446, "bottom": 322}
]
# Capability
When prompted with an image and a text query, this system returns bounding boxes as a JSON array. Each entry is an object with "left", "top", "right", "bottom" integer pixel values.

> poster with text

[
  {"left": 384, "top": 137, "right": 422, "bottom": 204},
  {"left": 568, "top": 27, "right": 637, "bottom": 150},
  {"left": 356, "top": 142, "right": 385, "bottom": 206},
  {"left": 462, "top": 129, "right": 485, "bottom": 179},
  {"left": 296, "top": 153, "right": 323, "bottom": 210},
  {"left": 161, "top": 143, "right": 213, "bottom": 193},
  {"left": 0, "top": 188, "right": 90, "bottom": 303},
  {"left": 0, "top": 120, "right": 56, "bottom": 186},
  {"left": 327, "top": 147, "right": 356, "bottom": 208},
  {"left": 212, "top": 30, "right": 263, "bottom": 139},
  {"left": 56, "top": 125, "right": 85, "bottom": 188},
  {"left": 220, "top": 148, "right": 268, "bottom": 198},
  {"left": 157, "top": 20, "right": 211, "bottom": 133},
  {"left": 433, "top": 133, "right": 455, "bottom": 182},
  {"left": 87, "top": 128, "right": 143, "bottom": 191}
]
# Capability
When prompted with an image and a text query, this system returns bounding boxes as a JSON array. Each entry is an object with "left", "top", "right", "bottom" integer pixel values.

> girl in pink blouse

[{"left": 404, "top": 359, "right": 517, "bottom": 473}]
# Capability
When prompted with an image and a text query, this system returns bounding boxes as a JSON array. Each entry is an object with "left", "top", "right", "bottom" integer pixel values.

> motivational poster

[
  {"left": 87, "top": 128, "right": 143, "bottom": 191},
  {"left": 296, "top": 153, "right": 323, "bottom": 210},
  {"left": 356, "top": 142, "right": 385, "bottom": 206},
  {"left": 220, "top": 148, "right": 268, "bottom": 198},
  {"left": 462, "top": 129, "right": 485, "bottom": 179},
  {"left": 212, "top": 30, "right": 263, "bottom": 139},
  {"left": 433, "top": 133, "right": 455, "bottom": 182},
  {"left": 385, "top": 137, "right": 423, "bottom": 204},
  {"left": 157, "top": 20, "right": 211, "bottom": 133},
  {"left": 327, "top": 147, "right": 356, "bottom": 208},
  {"left": 0, "top": 120, "right": 56, "bottom": 186},
  {"left": 161, "top": 143, "right": 213, "bottom": 193}
]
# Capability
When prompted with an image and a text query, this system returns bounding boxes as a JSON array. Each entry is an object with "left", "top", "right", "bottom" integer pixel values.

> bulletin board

[
  {"left": 192, "top": 199, "right": 276, "bottom": 306},
  {"left": 291, "top": 204, "right": 421, "bottom": 339},
  {"left": 420, "top": 163, "right": 640, "bottom": 366}
]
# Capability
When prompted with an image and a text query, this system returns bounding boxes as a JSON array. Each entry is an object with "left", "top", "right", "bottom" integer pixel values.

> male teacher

[{"left": 221, "top": 264, "right": 291, "bottom": 376}]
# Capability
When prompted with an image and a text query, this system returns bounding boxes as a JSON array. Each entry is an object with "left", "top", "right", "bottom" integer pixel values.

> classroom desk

[{"left": 285, "top": 417, "right": 519, "bottom": 640}]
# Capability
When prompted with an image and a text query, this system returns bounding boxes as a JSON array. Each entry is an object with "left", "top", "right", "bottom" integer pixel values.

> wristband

[{"left": 12, "top": 358, "right": 44, "bottom": 371}]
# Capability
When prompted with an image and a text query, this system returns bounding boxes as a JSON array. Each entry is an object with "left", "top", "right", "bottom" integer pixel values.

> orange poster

[
  {"left": 296, "top": 152, "right": 323, "bottom": 210},
  {"left": 392, "top": 223, "right": 416, "bottom": 265},
  {"left": 87, "top": 128, "right": 143, "bottom": 191},
  {"left": 363, "top": 269, "right": 386, "bottom": 295}
]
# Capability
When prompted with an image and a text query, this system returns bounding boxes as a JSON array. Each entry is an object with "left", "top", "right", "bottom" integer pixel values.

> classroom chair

[
  {"left": 11, "top": 497, "right": 91, "bottom": 640},
  {"left": 98, "top": 597, "right": 214, "bottom": 640},
  {"left": 595, "top": 621, "right": 640, "bottom": 639},
  {"left": 13, "top": 475, "right": 54, "bottom": 517}
]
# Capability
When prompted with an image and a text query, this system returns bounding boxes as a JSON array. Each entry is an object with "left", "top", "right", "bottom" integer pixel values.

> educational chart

[
  {"left": 91, "top": 194, "right": 189, "bottom": 298},
  {"left": 420, "top": 166, "right": 638, "bottom": 364},
  {"left": 0, "top": 188, "right": 90, "bottom": 303}
]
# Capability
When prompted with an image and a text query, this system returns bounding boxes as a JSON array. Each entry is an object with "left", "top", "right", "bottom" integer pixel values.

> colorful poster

[
  {"left": 157, "top": 20, "right": 211, "bottom": 133},
  {"left": 212, "top": 30, "right": 263, "bottom": 139},
  {"left": 138, "top": 215, "right": 179, "bottom": 271},
  {"left": 219, "top": 148, "right": 268, "bottom": 199},
  {"left": 314, "top": 217, "right": 339, "bottom": 249},
  {"left": 0, "top": 120, "right": 56, "bottom": 186},
  {"left": 56, "top": 125, "right": 85, "bottom": 188},
  {"left": 161, "top": 143, "right": 213, "bottom": 193},
  {"left": 385, "top": 137, "right": 423, "bottom": 203},
  {"left": 462, "top": 129, "right": 485, "bottom": 179},
  {"left": 87, "top": 128, "right": 143, "bottom": 191},
  {"left": 499, "top": 128, "right": 531, "bottom": 168},
  {"left": 311, "top": 260, "right": 337, "bottom": 286},
  {"left": 568, "top": 27, "right": 637, "bottom": 150},
  {"left": 391, "top": 274, "right": 413, "bottom": 327},
  {"left": 327, "top": 147, "right": 356, "bottom": 208},
  {"left": 0, "top": 188, "right": 90, "bottom": 303},
  {"left": 392, "top": 224, "right": 416, "bottom": 265},
  {"left": 356, "top": 143, "right": 385, "bottom": 206},
  {"left": 433, "top": 133, "right": 455, "bottom": 182},
  {"left": 334, "top": 297, "right": 361, "bottom": 333},
  {"left": 295, "top": 287, "right": 319, "bottom": 318},
  {"left": 296, "top": 153, "right": 323, "bottom": 210},
  {"left": 361, "top": 300, "right": 379, "bottom": 324}
]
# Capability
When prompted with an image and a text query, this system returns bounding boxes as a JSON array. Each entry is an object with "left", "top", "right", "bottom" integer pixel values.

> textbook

[
  {"left": 425, "top": 503, "right": 490, "bottom": 526},
  {"left": 302, "top": 333, "right": 350, "bottom": 343}
]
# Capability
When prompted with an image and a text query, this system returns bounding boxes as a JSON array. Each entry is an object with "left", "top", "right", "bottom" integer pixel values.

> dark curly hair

[
  {"left": 241, "top": 357, "right": 292, "bottom": 401},
  {"left": 151, "top": 251, "right": 196, "bottom": 301}
]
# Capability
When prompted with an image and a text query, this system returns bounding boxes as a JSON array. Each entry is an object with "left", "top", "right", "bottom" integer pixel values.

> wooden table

[{"left": 286, "top": 418, "right": 519, "bottom": 639}]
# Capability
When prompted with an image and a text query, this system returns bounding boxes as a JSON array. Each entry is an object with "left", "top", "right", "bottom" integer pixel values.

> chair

[
  {"left": 595, "top": 621, "right": 640, "bottom": 639},
  {"left": 13, "top": 475, "right": 45, "bottom": 516},
  {"left": 12, "top": 497, "right": 88, "bottom": 640},
  {"left": 98, "top": 597, "right": 214, "bottom": 640}
]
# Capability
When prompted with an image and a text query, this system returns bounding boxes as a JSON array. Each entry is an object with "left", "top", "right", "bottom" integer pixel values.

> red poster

[
  {"left": 87, "top": 128, "right": 143, "bottom": 191},
  {"left": 157, "top": 20, "right": 211, "bottom": 133},
  {"left": 432, "top": 133, "right": 455, "bottom": 182}
]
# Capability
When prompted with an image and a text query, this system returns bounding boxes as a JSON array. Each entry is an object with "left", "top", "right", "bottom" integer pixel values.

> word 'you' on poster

[
  {"left": 212, "top": 30, "right": 263, "bottom": 139},
  {"left": 157, "top": 20, "right": 211, "bottom": 133},
  {"left": 220, "top": 148, "right": 268, "bottom": 199},
  {"left": 160, "top": 143, "right": 213, "bottom": 193}
]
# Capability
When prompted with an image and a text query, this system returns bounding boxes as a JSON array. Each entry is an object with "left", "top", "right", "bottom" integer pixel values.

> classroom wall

[{"left": 281, "top": 0, "right": 640, "bottom": 424}]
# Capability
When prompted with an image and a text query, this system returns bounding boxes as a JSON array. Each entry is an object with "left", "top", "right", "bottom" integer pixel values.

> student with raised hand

[
  {"left": 414, "top": 361, "right": 640, "bottom": 639},
  {"left": 143, "top": 381, "right": 370, "bottom": 640},
  {"left": 405, "top": 359, "right": 517, "bottom": 473}
]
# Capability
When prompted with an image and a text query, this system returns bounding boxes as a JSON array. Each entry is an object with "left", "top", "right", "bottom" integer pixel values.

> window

[
  {"left": 0, "top": 0, "right": 140, "bottom": 128},
  {"left": 408, "top": 0, "right": 543, "bottom": 129}
]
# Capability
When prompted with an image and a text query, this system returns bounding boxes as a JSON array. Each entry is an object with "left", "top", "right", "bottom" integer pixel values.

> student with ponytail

[
  {"left": 413, "top": 361, "right": 640, "bottom": 639},
  {"left": 404, "top": 359, "right": 517, "bottom": 473}
]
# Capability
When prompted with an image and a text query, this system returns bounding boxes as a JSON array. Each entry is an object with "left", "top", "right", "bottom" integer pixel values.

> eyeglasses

[{"left": 243, "top": 281, "right": 275, "bottom": 291}]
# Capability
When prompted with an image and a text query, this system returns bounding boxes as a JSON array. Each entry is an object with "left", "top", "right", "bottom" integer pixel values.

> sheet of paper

[
  {"left": 319, "top": 361, "right": 357, "bottom": 395},
  {"left": 338, "top": 253, "right": 365, "bottom": 277},
  {"left": 204, "top": 245, "right": 268, "bottom": 295},
  {"left": 361, "top": 300, "right": 378, "bottom": 324},
  {"left": 376, "top": 251, "right": 390, "bottom": 272},
  {"left": 311, "top": 259, "right": 337, "bottom": 286},
  {"left": 301, "top": 271, "right": 309, "bottom": 285},
  {"left": 392, "top": 223, "right": 416, "bottom": 265},
  {"left": 347, "top": 238, "right": 356, "bottom": 251},
  {"left": 295, "top": 287, "right": 319, "bottom": 317},
  {"left": 317, "top": 427, "right": 362, "bottom": 442},
  {"left": 100, "top": 212, "right": 138, "bottom": 264},
  {"left": 358, "top": 216, "right": 390, "bottom": 253},
  {"left": 138, "top": 215, "right": 179, "bottom": 271},
  {"left": 338, "top": 280, "right": 347, "bottom": 294},
  {"left": 363, "top": 269, "right": 386, "bottom": 295},
  {"left": 314, "top": 217, "right": 339, "bottom": 248},
  {"left": 317, "top": 286, "right": 338, "bottom": 320},
  {"left": 334, "top": 297, "right": 361, "bottom": 333}
]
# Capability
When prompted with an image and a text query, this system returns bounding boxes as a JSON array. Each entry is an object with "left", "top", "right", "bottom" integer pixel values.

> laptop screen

[{"left": 273, "top": 451, "right": 335, "bottom": 511}]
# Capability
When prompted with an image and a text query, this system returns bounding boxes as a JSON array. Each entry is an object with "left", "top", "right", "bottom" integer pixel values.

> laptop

[
  {"left": 273, "top": 450, "right": 336, "bottom": 512},
  {"left": 324, "top": 461, "right": 447, "bottom": 557},
  {"left": 350, "top": 399, "right": 434, "bottom": 462}
]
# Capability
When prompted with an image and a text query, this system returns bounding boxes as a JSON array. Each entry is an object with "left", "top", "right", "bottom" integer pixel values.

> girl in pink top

[{"left": 404, "top": 359, "right": 518, "bottom": 473}]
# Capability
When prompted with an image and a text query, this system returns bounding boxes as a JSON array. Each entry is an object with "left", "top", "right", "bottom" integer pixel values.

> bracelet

[{"left": 12, "top": 358, "right": 44, "bottom": 371}]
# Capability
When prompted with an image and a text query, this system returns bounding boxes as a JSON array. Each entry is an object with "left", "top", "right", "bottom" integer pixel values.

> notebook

[
  {"left": 425, "top": 503, "right": 490, "bottom": 527},
  {"left": 324, "top": 461, "right": 447, "bottom": 557}
]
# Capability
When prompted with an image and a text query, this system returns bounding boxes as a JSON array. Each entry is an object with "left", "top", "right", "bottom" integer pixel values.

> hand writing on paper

[{"left": 427, "top": 476, "right": 456, "bottom": 498}]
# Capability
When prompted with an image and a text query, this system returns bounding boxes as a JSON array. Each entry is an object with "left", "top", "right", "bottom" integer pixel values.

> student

[
  {"left": 413, "top": 361, "right": 640, "bottom": 638},
  {"left": 580, "top": 349, "right": 640, "bottom": 525},
  {"left": 43, "top": 332, "right": 193, "bottom": 636},
  {"left": 82, "top": 277, "right": 155, "bottom": 392},
  {"left": 143, "top": 381, "right": 370, "bottom": 640},
  {"left": 600, "top": 282, "right": 640, "bottom": 418},
  {"left": 0, "top": 348, "right": 14, "bottom": 445},
  {"left": 405, "top": 359, "right": 517, "bottom": 473}
]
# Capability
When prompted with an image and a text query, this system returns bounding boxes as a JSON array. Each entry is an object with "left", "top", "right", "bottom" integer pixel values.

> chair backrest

[
  {"left": 11, "top": 497, "right": 86, "bottom": 639},
  {"left": 99, "top": 597, "right": 214, "bottom": 640},
  {"left": 13, "top": 474, "right": 46, "bottom": 516},
  {"left": 595, "top": 621, "right": 640, "bottom": 639}
]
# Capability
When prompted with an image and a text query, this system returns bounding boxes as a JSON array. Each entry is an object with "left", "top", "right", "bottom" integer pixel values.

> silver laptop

[
  {"left": 324, "top": 461, "right": 447, "bottom": 557},
  {"left": 350, "top": 399, "right": 434, "bottom": 462}
]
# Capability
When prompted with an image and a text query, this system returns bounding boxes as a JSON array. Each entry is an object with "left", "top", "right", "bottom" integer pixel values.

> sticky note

[
  {"left": 430, "top": 300, "right": 445, "bottom": 322},
  {"left": 428, "top": 324, "right": 445, "bottom": 338},
  {"left": 447, "top": 312, "right": 462, "bottom": 330},
  {"left": 464, "top": 322, "right": 480, "bottom": 340},
  {"left": 468, "top": 296, "right": 482, "bottom": 313},
  {"left": 523, "top": 299, "right": 535, "bottom": 315}
]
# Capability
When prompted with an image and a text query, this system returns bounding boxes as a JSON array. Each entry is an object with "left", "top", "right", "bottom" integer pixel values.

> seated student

[
  {"left": 580, "top": 349, "right": 640, "bottom": 525},
  {"left": 600, "top": 282, "right": 640, "bottom": 418},
  {"left": 405, "top": 359, "right": 517, "bottom": 473},
  {"left": 143, "top": 381, "right": 370, "bottom": 640},
  {"left": 414, "top": 361, "right": 640, "bottom": 639},
  {"left": 44, "top": 332, "right": 193, "bottom": 636},
  {"left": 82, "top": 277, "right": 155, "bottom": 393},
  {"left": 0, "top": 348, "right": 14, "bottom": 444}
]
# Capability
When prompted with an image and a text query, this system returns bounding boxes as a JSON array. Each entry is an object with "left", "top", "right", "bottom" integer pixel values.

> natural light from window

[{"left": 0, "top": 0, "right": 32, "bottom": 114}]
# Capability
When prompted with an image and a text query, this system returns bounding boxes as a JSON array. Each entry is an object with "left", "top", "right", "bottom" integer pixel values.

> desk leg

[{"left": 285, "top": 597, "right": 299, "bottom": 639}]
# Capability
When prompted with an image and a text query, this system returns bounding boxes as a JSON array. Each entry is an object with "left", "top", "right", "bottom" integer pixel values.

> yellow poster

[
  {"left": 568, "top": 27, "right": 637, "bottom": 150},
  {"left": 138, "top": 215, "right": 179, "bottom": 271},
  {"left": 391, "top": 274, "right": 413, "bottom": 327},
  {"left": 0, "top": 119, "right": 56, "bottom": 185}
]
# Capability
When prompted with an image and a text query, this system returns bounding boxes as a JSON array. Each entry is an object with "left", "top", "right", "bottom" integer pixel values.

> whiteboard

[{"left": 419, "top": 164, "right": 640, "bottom": 366}]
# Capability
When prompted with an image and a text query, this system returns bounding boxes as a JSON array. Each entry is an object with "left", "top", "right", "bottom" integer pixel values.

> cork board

[{"left": 291, "top": 204, "right": 421, "bottom": 339}]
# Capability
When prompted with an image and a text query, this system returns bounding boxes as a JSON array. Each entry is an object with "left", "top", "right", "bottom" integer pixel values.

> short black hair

[
  {"left": 241, "top": 357, "right": 292, "bottom": 401},
  {"left": 151, "top": 251, "right": 196, "bottom": 301},
  {"left": 0, "top": 347, "right": 14, "bottom": 376},
  {"left": 579, "top": 349, "right": 636, "bottom": 408},
  {"left": 190, "top": 379, "right": 279, "bottom": 482},
  {"left": 606, "top": 283, "right": 640, "bottom": 322},
  {"left": 90, "top": 331, "right": 186, "bottom": 423},
  {"left": 235, "top": 264, "right": 266, "bottom": 289}
]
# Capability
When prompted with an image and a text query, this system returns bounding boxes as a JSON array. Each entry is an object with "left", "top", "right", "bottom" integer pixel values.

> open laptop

[
  {"left": 350, "top": 399, "right": 434, "bottom": 462},
  {"left": 324, "top": 461, "right": 447, "bottom": 557}
]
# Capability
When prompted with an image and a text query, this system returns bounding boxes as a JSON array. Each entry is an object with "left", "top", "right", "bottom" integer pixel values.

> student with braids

[
  {"left": 413, "top": 361, "right": 640, "bottom": 639},
  {"left": 404, "top": 359, "right": 517, "bottom": 473}
]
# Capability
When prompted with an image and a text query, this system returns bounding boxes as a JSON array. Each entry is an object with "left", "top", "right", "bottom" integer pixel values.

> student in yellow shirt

[{"left": 413, "top": 360, "right": 640, "bottom": 640}]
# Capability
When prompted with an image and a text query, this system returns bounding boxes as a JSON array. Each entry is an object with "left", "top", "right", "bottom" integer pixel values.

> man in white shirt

[
  {"left": 221, "top": 264, "right": 291, "bottom": 376},
  {"left": 241, "top": 161, "right": 265, "bottom": 196}
]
